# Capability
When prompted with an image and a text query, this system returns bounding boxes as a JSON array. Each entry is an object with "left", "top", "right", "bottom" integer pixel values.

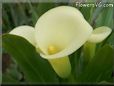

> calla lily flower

[
  {"left": 9, "top": 6, "right": 112, "bottom": 78},
  {"left": 10, "top": 26, "right": 36, "bottom": 46},
  {"left": 88, "top": 26, "right": 112, "bottom": 43}
]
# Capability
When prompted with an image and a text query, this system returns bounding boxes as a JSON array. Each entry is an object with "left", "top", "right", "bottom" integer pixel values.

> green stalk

[{"left": 83, "top": 41, "right": 96, "bottom": 65}]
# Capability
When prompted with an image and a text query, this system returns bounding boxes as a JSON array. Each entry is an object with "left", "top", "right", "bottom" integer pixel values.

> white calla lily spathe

[
  {"left": 9, "top": 6, "right": 112, "bottom": 78},
  {"left": 35, "top": 6, "right": 93, "bottom": 59},
  {"left": 10, "top": 26, "right": 36, "bottom": 46},
  {"left": 88, "top": 26, "right": 112, "bottom": 43}
]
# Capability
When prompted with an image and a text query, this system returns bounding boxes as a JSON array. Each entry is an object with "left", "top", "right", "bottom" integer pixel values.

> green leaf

[
  {"left": 29, "top": 3, "right": 56, "bottom": 25},
  {"left": 78, "top": 45, "right": 113, "bottom": 83},
  {"left": 2, "top": 34, "right": 59, "bottom": 84},
  {"left": 2, "top": 73, "right": 19, "bottom": 84},
  {"left": 80, "top": 7, "right": 94, "bottom": 22},
  {"left": 69, "top": 48, "right": 83, "bottom": 79},
  {"left": 95, "top": 7, "right": 113, "bottom": 29},
  {"left": 106, "top": 31, "right": 114, "bottom": 48}
]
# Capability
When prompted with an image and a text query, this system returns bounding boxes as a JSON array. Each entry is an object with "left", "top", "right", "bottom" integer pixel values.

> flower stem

[
  {"left": 47, "top": 45, "right": 71, "bottom": 78},
  {"left": 83, "top": 41, "right": 96, "bottom": 64},
  {"left": 48, "top": 56, "right": 71, "bottom": 78}
]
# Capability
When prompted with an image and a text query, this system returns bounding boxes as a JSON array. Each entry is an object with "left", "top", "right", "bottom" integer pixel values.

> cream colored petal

[
  {"left": 88, "top": 26, "right": 112, "bottom": 43},
  {"left": 48, "top": 56, "right": 71, "bottom": 78},
  {"left": 9, "top": 26, "right": 36, "bottom": 46},
  {"left": 35, "top": 6, "right": 93, "bottom": 59}
]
